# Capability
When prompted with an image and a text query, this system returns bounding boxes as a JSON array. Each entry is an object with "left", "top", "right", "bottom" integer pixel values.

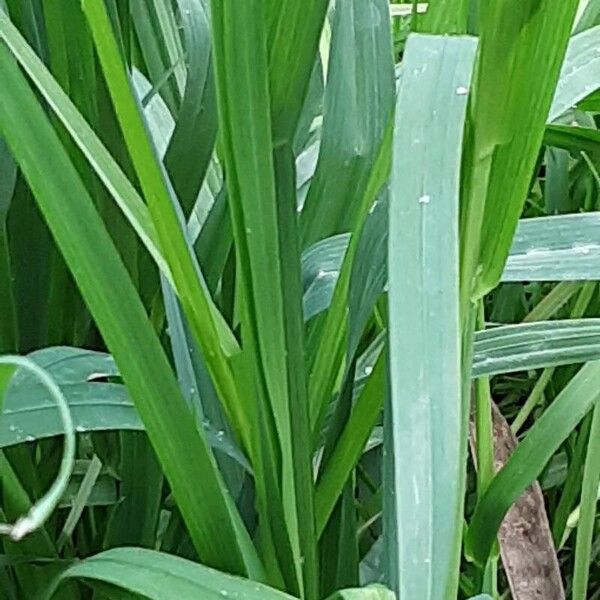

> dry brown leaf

[{"left": 470, "top": 402, "right": 564, "bottom": 600}]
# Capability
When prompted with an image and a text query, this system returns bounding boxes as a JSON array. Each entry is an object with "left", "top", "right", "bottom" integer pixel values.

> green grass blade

[
  {"left": 414, "top": 0, "right": 469, "bottom": 34},
  {"left": 0, "top": 138, "right": 17, "bottom": 352},
  {"left": 302, "top": 234, "right": 348, "bottom": 321},
  {"left": 1, "top": 380, "right": 248, "bottom": 469},
  {"left": 0, "top": 10, "right": 167, "bottom": 278},
  {"left": 504, "top": 213, "right": 600, "bottom": 281},
  {"left": 5, "top": 171, "right": 53, "bottom": 353},
  {"left": 472, "top": 319, "right": 600, "bottom": 377},
  {"left": 0, "top": 346, "right": 249, "bottom": 467},
  {"left": 4, "top": 0, "right": 47, "bottom": 60},
  {"left": 305, "top": 314, "right": 600, "bottom": 449},
  {"left": 81, "top": 0, "right": 247, "bottom": 442},
  {"left": 308, "top": 122, "right": 392, "bottom": 438},
  {"left": 386, "top": 34, "right": 477, "bottom": 599},
  {"left": 302, "top": 210, "right": 600, "bottom": 323},
  {"left": 0, "top": 356, "right": 75, "bottom": 543},
  {"left": 522, "top": 281, "right": 582, "bottom": 323},
  {"left": 0, "top": 138, "right": 14, "bottom": 215},
  {"left": 10, "top": 346, "right": 118, "bottom": 382},
  {"left": 301, "top": 0, "right": 394, "bottom": 247},
  {"left": 465, "top": 360, "right": 600, "bottom": 566},
  {"left": 0, "top": 42, "right": 259, "bottom": 576},
  {"left": 462, "top": 0, "right": 579, "bottom": 302},
  {"left": 325, "top": 585, "right": 394, "bottom": 600},
  {"left": 103, "top": 431, "right": 163, "bottom": 549},
  {"left": 56, "top": 454, "right": 103, "bottom": 550},
  {"left": 347, "top": 190, "right": 388, "bottom": 360},
  {"left": 572, "top": 404, "right": 600, "bottom": 599},
  {"left": 315, "top": 352, "right": 385, "bottom": 536},
  {"left": 209, "top": 1, "right": 319, "bottom": 594},
  {"left": 265, "top": 0, "right": 328, "bottom": 139},
  {"left": 0, "top": 452, "right": 66, "bottom": 598},
  {"left": 1, "top": 382, "right": 136, "bottom": 446},
  {"left": 551, "top": 414, "right": 593, "bottom": 547},
  {"left": 151, "top": 0, "right": 186, "bottom": 96},
  {"left": 164, "top": 0, "right": 217, "bottom": 213},
  {"left": 574, "top": 0, "right": 600, "bottom": 33},
  {"left": 43, "top": 548, "right": 294, "bottom": 600},
  {"left": 544, "top": 146, "right": 572, "bottom": 214},
  {"left": 130, "top": 0, "right": 181, "bottom": 114},
  {"left": 41, "top": 0, "right": 113, "bottom": 348},
  {"left": 544, "top": 124, "right": 600, "bottom": 155}
]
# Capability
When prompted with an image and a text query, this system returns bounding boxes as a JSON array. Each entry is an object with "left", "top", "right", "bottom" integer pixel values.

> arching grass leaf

[{"left": 43, "top": 548, "right": 293, "bottom": 600}]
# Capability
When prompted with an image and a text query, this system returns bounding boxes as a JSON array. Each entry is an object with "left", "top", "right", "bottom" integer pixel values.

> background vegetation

[{"left": 0, "top": 0, "right": 600, "bottom": 598}]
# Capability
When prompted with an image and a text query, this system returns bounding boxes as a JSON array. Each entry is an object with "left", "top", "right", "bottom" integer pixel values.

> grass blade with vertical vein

[
  {"left": 386, "top": 33, "right": 477, "bottom": 600},
  {"left": 315, "top": 351, "right": 385, "bottom": 536},
  {"left": 549, "top": 24, "right": 600, "bottom": 122},
  {"left": 209, "top": 1, "right": 318, "bottom": 595}
]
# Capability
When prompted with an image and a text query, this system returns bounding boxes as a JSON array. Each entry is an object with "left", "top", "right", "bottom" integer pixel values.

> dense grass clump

[{"left": 0, "top": 1, "right": 600, "bottom": 598}]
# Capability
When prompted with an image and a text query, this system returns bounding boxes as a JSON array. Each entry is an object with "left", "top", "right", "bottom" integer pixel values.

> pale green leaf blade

[
  {"left": 1, "top": 382, "right": 138, "bottom": 447},
  {"left": 81, "top": 0, "right": 246, "bottom": 444},
  {"left": 265, "top": 0, "right": 328, "bottom": 139},
  {"left": 210, "top": 1, "right": 318, "bottom": 594},
  {"left": 504, "top": 213, "right": 600, "bottom": 282},
  {"left": 574, "top": 0, "right": 600, "bottom": 33},
  {"left": 544, "top": 124, "right": 600, "bottom": 155},
  {"left": 302, "top": 211, "right": 600, "bottom": 322},
  {"left": 386, "top": 34, "right": 477, "bottom": 599},
  {"left": 12, "top": 346, "right": 118, "bottom": 384},
  {"left": 549, "top": 25, "right": 600, "bottom": 122},
  {"left": 302, "top": 234, "right": 348, "bottom": 321},
  {"left": 0, "top": 346, "right": 250, "bottom": 469},
  {"left": 472, "top": 319, "right": 600, "bottom": 377},
  {"left": 164, "top": 0, "right": 217, "bottom": 213},
  {"left": 130, "top": 0, "right": 182, "bottom": 114},
  {"left": 315, "top": 352, "right": 385, "bottom": 535},
  {"left": 348, "top": 189, "right": 388, "bottom": 359}
]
